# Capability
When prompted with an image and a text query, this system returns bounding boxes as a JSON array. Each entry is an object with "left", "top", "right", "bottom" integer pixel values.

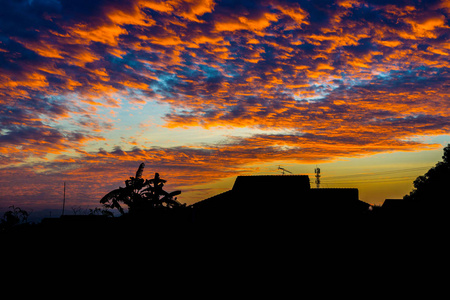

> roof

[
  {"left": 310, "top": 188, "right": 359, "bottom": 199},
  {"left": 189, "top": 175, "right": 369, "bottom": 222},
  {"left": 190, "top": 175, "right": 312, "bottom": 211},
  {"left": 382, "top": 199, "right": 405, "bottom": 209},
  {"left": 190, "top": 190, "right": 234, "bottom": 208},
  {"left": 232, "top": 175, "right": 310, "bottom": 193}
]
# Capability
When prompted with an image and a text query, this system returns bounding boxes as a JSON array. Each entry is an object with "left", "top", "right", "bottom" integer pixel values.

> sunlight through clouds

[{"left": 1, "top": 0, "right": 450, "bottom": 209}]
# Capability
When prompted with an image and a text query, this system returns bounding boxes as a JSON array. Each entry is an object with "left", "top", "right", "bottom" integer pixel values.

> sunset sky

[{"left": 1, "top": 0, "right": 450, "bottom": 213}]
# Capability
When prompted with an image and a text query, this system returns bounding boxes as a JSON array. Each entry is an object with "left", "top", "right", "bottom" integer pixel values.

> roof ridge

[
  {"left": 311, "top": 188, "right": 358, "bottom": 190},
  {"left": 189, "top": 190, "right": 233, "bottom": 206},
  {"left": 236, "top": 174, "right": 308, "bottom": 177}
]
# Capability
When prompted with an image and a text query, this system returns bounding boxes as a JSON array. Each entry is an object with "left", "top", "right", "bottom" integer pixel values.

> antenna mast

[
  {"left": 314, "top": 167, "right": 321, "bottom": 188},
  {"left": 62, "top": 181, "right": 66, "bottom": 216},
  {"left": 278, "top": 165, "right": 292, "bottom": 175}
]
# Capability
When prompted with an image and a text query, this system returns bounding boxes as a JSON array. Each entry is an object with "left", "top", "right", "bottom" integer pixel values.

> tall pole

[{"left": 62, "top": 181, "right": 66, "bottom": 216}]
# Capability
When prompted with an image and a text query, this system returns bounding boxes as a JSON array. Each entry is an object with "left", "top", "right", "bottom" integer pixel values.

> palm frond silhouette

[{"left": 100, "top": 163, "right": 183, "bottom": 215}]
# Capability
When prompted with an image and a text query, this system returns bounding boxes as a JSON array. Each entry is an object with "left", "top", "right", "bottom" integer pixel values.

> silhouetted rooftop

[
  {"left": 382, "top": 199, "right": 404, "bottom": 209},
  {"left": 190, "top": 175, "right": 370, "bottom": 223},
  {"left": 232, "top": 175, "right": 310, "bottom": 192}
]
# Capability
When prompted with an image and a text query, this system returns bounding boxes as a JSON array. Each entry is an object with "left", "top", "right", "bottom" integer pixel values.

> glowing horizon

[{"left": 1, "top": 0, "right": 450, "bottom": 211}]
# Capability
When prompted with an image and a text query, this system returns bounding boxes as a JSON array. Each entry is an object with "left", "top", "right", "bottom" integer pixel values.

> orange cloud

[
  {"left": 274, "top": 2, "right": 309, "bottom": 28},
  {"left": 214, "top": 10, "right": 279, "bottom": 32},
  {"left": 2, "top": 128, "right": 440, "bottom": 209},
  {"left": 376, "top": 40, "right": 402, "bottom": 48},
  {"left": 108, "top": 4, "right": 156, "bottom": 27},
  {"left": 336, "top": 0, "right": 360, "bottom": 8},
  {"left": 177, "top": 0, "right": 216, "bottom": 22},
  {"left": 405, "top": 14, "right": 447, "bottom": 38},
  {"left": 140, "top": 0, "right": 215, "bottom": 22},
  {"left": 17, "top": 40, "right": 64, "bottom": 59},
  {"left": 2, "top": 0, "right": 450, "bottom": 210},
  {"left": 70, "top": 23, "right": 127, "bottom": 47}
]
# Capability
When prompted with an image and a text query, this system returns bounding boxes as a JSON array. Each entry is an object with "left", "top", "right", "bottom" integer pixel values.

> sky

[{"left": 1, "top": 0, "right": 450, "bottom": 213}]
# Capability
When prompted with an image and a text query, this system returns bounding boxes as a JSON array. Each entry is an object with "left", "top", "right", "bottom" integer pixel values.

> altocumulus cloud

[{"left": 1, "top": 0, "right": 450, "bottom": 208}]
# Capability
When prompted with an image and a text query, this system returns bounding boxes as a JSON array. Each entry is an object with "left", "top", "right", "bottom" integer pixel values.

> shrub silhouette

[
  {"left": 100, "top": 163, "right": 183, "bottom": 215},
  {"left": 0, "top": 206, "right": 30, "bottom": 231}
]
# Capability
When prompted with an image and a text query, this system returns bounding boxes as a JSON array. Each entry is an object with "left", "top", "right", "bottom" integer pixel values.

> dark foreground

[
  {"left": 2, "top": 206, "right": 446, "bottom": 246},
  {"left": 2, "top": 208, "right": 448, "bottom": 288}
]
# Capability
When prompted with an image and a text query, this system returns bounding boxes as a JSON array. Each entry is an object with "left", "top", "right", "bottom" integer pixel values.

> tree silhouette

[
  {"left": 404, "top": 144, "right": 450, "bottom": 205},
  {"left": 0, "top": 206, "right": 30, "bottom": 231},
  {"left": 100, "top": 163, "right": 183, "bottom": 215}
]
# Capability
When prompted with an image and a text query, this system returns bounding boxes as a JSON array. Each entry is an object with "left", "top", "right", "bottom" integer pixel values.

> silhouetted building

[
  {"left": 190, "top": 175, "right": 370, "bottom": 224},
  {"left": 232, "top": 174, "right": 310, "bottom": 194},
  {"left": 310, "top": 188, "right": 364, "bottom": 213},
  {"left": 381, "top": 198, "right": 417, "bottom": 217},
  {"left": 382, "top": 199, "right": 404, "bottom": 211}
]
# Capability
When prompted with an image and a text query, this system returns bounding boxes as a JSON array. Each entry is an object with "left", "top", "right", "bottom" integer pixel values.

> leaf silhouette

[
  {"left": 135, "top": 163, "right": 145, "bottom": 179},
  {"left": 100, "top": 163, "right": 183, "bottom": 215},
  {"left": 100, "top": 188, "right": 126, "bottom": 214}
]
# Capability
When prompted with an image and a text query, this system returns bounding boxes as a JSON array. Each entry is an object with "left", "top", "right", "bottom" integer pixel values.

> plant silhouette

[
  {"left": 100, "top": 163, "right": 183, "bottom": 215},
  {"left": 0, "top": 206, "right": 30, "bottom": 231}
]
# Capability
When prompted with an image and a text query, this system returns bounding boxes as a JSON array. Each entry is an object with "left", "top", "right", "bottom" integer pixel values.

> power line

[
  {"left": 312, "top": 166, "right": 430, "bottom": 186},
  {"left": 323, "top": 173, "right": 421, "bottom": 184},
  {"left": 323, "top": 177, "right": 416, "bottom": 184},
  {"left": 322, "top": 166, "right": 429, "bottom": 181}
]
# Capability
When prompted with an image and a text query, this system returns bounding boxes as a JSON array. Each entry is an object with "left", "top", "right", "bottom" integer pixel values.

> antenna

[
  {"left": 278, "top": 165, "right": 292, "bottom": 175},
  {"left": 314, "top": 167, "right": 321, "bottom": 188},
  {"left": 62, "top": 181, "right": 66, "bottom": 216}
]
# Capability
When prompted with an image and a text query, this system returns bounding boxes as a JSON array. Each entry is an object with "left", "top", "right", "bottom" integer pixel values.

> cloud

[
  {"left": 140, "top": 0, "right": 215, "bottom": 22},
  {"left": 1, "top": 0, "right": 450, "bottom": 208},
  {"left": 0, "top": 120, "right": 104, "bottom": 164},
  {"left": 0, "top": 128, "right": 439, "bottom": 209}
]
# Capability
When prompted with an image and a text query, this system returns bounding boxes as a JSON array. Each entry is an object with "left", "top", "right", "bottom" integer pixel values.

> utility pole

[{"left": 62, "top": 181, "right": 66, "bottom": 216}]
